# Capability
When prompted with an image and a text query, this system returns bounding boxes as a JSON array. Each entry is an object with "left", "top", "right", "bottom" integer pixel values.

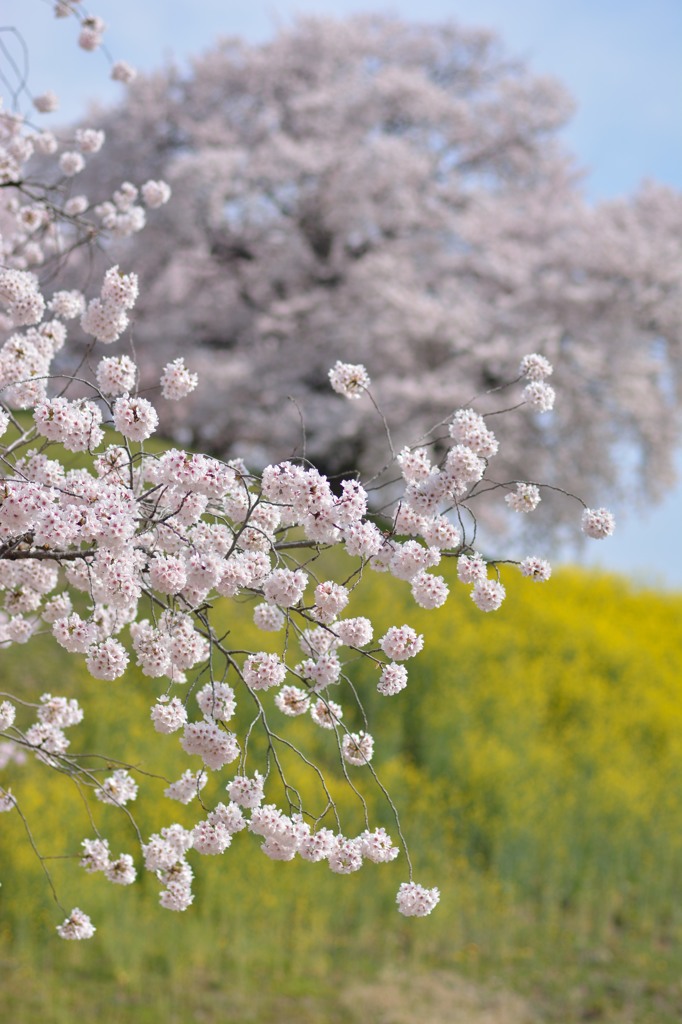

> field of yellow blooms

[{"left": 1, "top": 564, "right": 682, "bottom": 1023}]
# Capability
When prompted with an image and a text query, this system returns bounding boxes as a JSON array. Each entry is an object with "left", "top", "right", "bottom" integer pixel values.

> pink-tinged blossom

[
  {"left": 196, "top": 681, "right": 237, "bottom": 722},
  {"left": 343, "top": 521, "right": 384, "bottom": 559},
  {"left": 75, "top": 128, "right": 105, "bottom": 154},
  {"left": 250, "top": 598, "right": 282, "bottom": 630},
  {"left": 457, "top": 552, "right": 487, "bottom": 583},
  {"left": 165, "top": 770, "right": 208, "bottom": 805},
  {"left": 299, "top": 652, "right": 342, "bottom": 691},
  {"left": 581, "top": 507, "right": 616, "bottom": 539},
  {"left": 262, "top": 568, "right": 307, "bottom": 608},
  {"left": 0, "top": 787, "right": 16, "bottom": 812},
  {"left": 328, "top": 835, "right": 363, "bottom": 873},
  {"left": 99, "top": 262, "right": 138, "bottom": 305},
  {"left": 254, "top": 810, "right": 308, "bottom": 861},
  {"left": 151, "top": 697, "right": 188, "bottom": 734},
  {"left": 86, "top": 638, "right": 129, "bottom": 680},
  {"left": 130, "top": 622, "right": 170, "bottom": 673},
  {"left": 411, "top": 571, "right": 449, "bottom": 609},
  {"left": 53, "top": 614, "right": 96, "bottom": 654},
  {"left": 390, "top": 540, "right": 440, "bottom": 581},
  {"left": 393, "top": 503, "right": 426, "bottom": 537},
  {"left": 33, "top": 129, "right": 58, "bottom": 154},
  {"left": 184, "top": 550, "right": 223, "bottom": 594},
  {"left": 142, "top": 180, "right": 172, "bottom": 208},
  {"left": 162, "top": 613, "right": 209, "bottom": 671},
  {"left": 248, "top": 804, "right": 288, "bottom": 841},
  {"left": 310, "top": 698, "right": 343, "bottom": 729},
  {"left": 48, "top": 290, "right": 85, "bottom": 320},
  {"left": 523, "top": 380, "right": 555, "bottom": 412},
  {"left": 449, "top": 409, "right": 499, "bottom": 458},
  {"left": 0, "top": 701, "right": 16, "bottom": 730},
  {"left": 104, "top": 855, "right": 136, "bottom": 885},
  {"left": 80, "top": 838, "right": 111, "bottom": 873},
  {"left": 397, "top": 446, "right": 433, "bottom": 483},
  {"left": 34, "top": 396, "right": 104, "bottom": 452},
  {"left": 181, "top": 720, "right": 239, "bottom": 770},
  {"left": 405, "top": 475, "right": 449, "bottom": 517},
  {"left": 148, "top": 555, "right": 188, "bottom": 595},
  {"left": 59, "top": 151, "right": 85, "bottom": 177},
  {"left": 209, "top": 801, "right": 247, "bottom": 834},
  {"left": 299, "top": 827, "right": 336, "bottom": 862},
  {"left": 101, "top": 267, "right": 139, "bottom": 310},
  {"left": 505, "top": 482, "right": 541, "bottom": 513},
  {"left": 260, "top": 834, "right": 303, "bottom": 862},
  {"left": 113, "top": 396, "right": 159, "bottom": 441},
  {"left": 299, "top": 626, "right": 340, "bottom": 658},
  {"left": 216, "top": 554, "right": 252, "bottom": 597},
  {"left": 243, "top": 652, "right": 287, "bottom": 691},
  {"left": 342, "top": 730, "right": 374, "bottom": 766},
  {"left": 312, "top": 580, "right": 349, "bottom": 623},
  {"left": 113, "top": 181, "right": 138, "bottom": 210},
  {"left": 520, "top": 556, "right": 552, "bottom": 581},
  {"left": 7, "top": 616, "right": 34, "bottom": 644},
  {"left": 37, "top": 693, "right": 83, "bottom": 728},
  {"left": 33, "top": 92, "right": 59, "bottom": 113},
  {"left": 18, "top": 204, "right": 46, "bottom": 233},
  {"left": 160, "top": 357, "right": 197, "bottom": 400},
  {"left": 56, "top": 908, "right": 96, "bottom": 940},
  {"left": 379, "top": 625, "right": 424, "bottom": 661},
  {"left": 520, "top": 353, "right": 553, "bottom": 380},
  {"left": 227, "top": 772, "right": 265, "bottom": 810},
  {"left": 78, "top": 16, "right": 105, "bottom": 51},
  {"left": 96, "top": 354, "right": 137, "bottom": 396},
  {"left": 377, "top": 663, "right": 408, "bottom": 696},
  {"left": 274, "top": 685, "right": 310, "bottom": 716},
  {"left": 111, "top": 60, "right": 137, "bottom": 83},
  {"left": 333, "top": 616, "right": 373, "bottom": 648},
  {"left": 192, "top": 819, "right": 233, "bottom": 855},
  {"left": 143, "top": 825, "right": 193, "bottom": 872},
  {"left": 396, "top": 881, "right": 440, "bottom": 917},
  {"left": 369, "top": 544, "right": 396, "bottom": 574},
  {"left": 360, "top": 827, "right": 400, "bottom": 863},
  {"left": 95, "top": 769, "right": 138, "bottom": 806},
  {"left": 444, "top": 444, "right": 486, "bottom": 495},
  {"left": 25, "top": 722, "right": 69, "bottom": 758},
  {"left": 159, "top": 881, "right": 194, "bottom": 912},
  {"left": 328, "top": 360, "right": 370, "bottom": 399},
  {"left": 331, "top": 479, "right": 368, "bottom": 527},
  {"left": 80, "top": 298, "right": 129, "bottom": 343},
  {"left": 471, "top": 578, "right": 506, "bottom": 612},
  {"left": 420, "top": 516, "right": 461, "bottom": 550},
  {"left": 64, "top": 195, "right": 88, "bottom": 216},
  {"left": 42, "top": 593, "right": 73, "bottom": 625}
]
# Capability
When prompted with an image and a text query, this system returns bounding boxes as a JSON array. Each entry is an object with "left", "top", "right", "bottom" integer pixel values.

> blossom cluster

[{"left": 0, "top": 10, "right": 616, "bottom": 941}]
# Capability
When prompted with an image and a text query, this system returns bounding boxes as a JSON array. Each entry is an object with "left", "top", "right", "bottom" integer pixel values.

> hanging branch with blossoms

[{"left": 0, "top": 1, "right": 615, "bottom": 942}]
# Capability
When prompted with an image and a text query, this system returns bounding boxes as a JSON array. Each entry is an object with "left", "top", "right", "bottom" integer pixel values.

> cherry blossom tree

[
  {"left": 63, "top": 13, "right": 682, "bottom": 528},
  {"left": 1, "top": 2, "right": 617, "bottom": 941}
]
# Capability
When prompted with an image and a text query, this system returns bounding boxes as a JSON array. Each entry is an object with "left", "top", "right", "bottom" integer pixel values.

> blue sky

[{"left": 3, "top": 0, "right": 682, "bottom": 587}]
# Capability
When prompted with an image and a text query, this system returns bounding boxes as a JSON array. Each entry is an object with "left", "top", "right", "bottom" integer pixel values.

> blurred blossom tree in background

[{"left": 69, "top": 14, "right": 682, "bottom": 535}]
